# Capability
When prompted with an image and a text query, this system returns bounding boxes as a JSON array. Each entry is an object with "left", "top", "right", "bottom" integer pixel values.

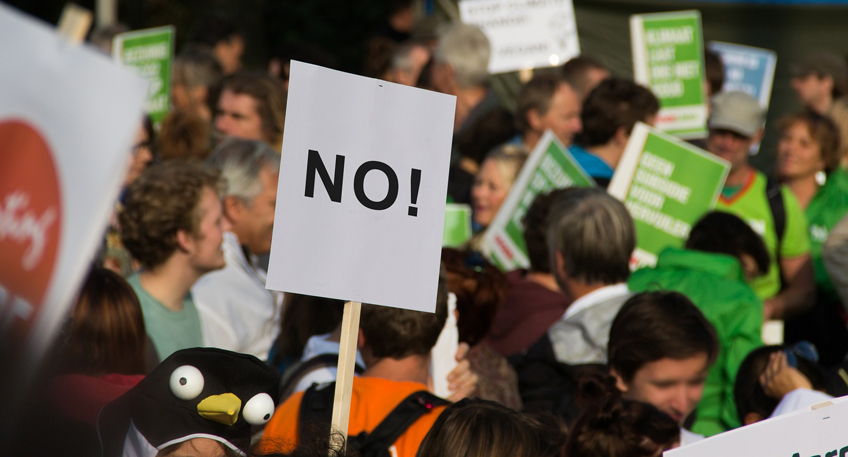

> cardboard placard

[
  {"left": 666, "top": 395, "right": 848, "bottom": 457},
  {"left": 608, "top": 122, "right": 729, "bottom": 268},
  {"left": 631, "top": 10, "right": 708, "bottom": 139},
  {"left": 481, "top": 130, "right": 595, "bottom": 271},
  {"left": 0, "top": 0, "right": 147, "bottom": 397},
  {"left": 265, "top": 61, "right": 455, "bottom": 313},
  {"left": 459, "top": 0, "right": 580, "bottom": 74},
  {"left": 113, "top": 26, "right": 174, "bottom": 127}
]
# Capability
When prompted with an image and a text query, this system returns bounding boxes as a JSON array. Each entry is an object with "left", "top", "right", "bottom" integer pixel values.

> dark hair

[
  {"left": 440, "top": 248, "right": 509, "bottom": 346},
  {"left": 704, "top": 48, "right": 725, "bottom": 96},
  {"left": 363, "top": 36, "right": 397, "bottom": 79},
  {"left": 565, "top": 395, "right": 679, "bottom": 457},
  {"left": 547, "top": 187, "right": 635, "bottom": 285},
  {"left": 561, "top": 55, "right": 609, "bottom": 96},
  {"left": 777, "top": 110, "right": 842, "bottom": 174},
  {"left": 274, "top": 294, "right": 345, "bottom": 365},
  {"left": 221, "top": 72, "right": 288, "bottom": 147},
  {"left": 359, "top": 269, "right": 448, "bottom": 359},
  {"left": 456, "top": 108, "right": 517, "bottom": 165},
  {"left": 61, "top": 267, "right": 147, "bottom": 375},
  {"left": 516, "top": 74, "right": 566, "bottom": 133},
  {"left": 189, "top": 15, "right": 241, "bottom": 47},
  {"left": 120, "top": 161, "right": 224, "bottom": 268},
  {"left": 157, "top": 110, "right": 213, "bottom": 161},
  {"left": 522, "top": 188, "right": 569, "bottom": 273},
  {"left": 608, "top": 292, "right": 719, "bottom": 383},
  {"left": 577, "top": 78, "right": 659, "bottom": 148},
  {"left": 417, "top": 398, "right": 566, "bottom": 457},
  {"left": 686, "top": 211, "right": 770, "bottom": 277},
  {"left": 733, "top": 345, "right": 827, "bottom": 424}
]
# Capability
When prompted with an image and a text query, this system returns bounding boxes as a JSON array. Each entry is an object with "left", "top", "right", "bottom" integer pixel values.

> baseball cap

[{"left": 708, "top": 91, "right": 765, "bottom": 138}]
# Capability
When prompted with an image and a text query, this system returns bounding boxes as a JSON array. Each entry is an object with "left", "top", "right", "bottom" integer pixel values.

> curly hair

[{"left": 120, "top": 160, "right": 224, "bottom": 269}]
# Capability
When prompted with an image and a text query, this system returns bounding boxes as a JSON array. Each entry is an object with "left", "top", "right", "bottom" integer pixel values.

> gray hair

[
  {"left": 433, "top": 23, "right": 490, "bottom": 88},
  {"left": 206, "top": 138, "right": 280, "bottom": 204},
  {"left": 546, "top": 187, "right": 635, "bottom": 285},
  {"left": 173, "top": 44, "right": 223, "bottom": 89},
  {"left": 391, "top": 41, "right": 426, "bottom": 73}
]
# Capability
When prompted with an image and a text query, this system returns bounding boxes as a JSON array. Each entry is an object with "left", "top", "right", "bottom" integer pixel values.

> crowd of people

[{"left": 16, "top": 2, "right": 848, "bottom": 456}]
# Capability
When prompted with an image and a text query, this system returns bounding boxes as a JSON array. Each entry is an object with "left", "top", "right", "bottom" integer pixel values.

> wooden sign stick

[
  {"left": 329, "top": 300, "right": 362, "bottom": 452},
  {"left": 56, "top": 3, "right": 93, "bottom": 44}
]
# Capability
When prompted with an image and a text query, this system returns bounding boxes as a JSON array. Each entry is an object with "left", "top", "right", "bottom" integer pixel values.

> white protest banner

[
  {"left": 666, "top": 395, "right": 848, "bottom": 457},
  {"left": 481, "top": 130, "right": 595, "bottom": 271},
  {"left": 266, "top": 61, "right": 455, "bottom": 313},
  {"left": 608, "top": 122, "right": 729, "bottom": 268},
  {"left": 459, "top": 0, "right": 580, "bottom": 75},
  {"left": 631, "top": 10, "right": 708, "bottom": 139},
  {"left": 0, "top": 0, "right": 146, "bottom": 402}
]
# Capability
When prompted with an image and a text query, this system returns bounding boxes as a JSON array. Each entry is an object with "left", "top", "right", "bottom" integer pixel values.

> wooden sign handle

[
  {"left": 56, "top": 3, "right": 93, "bottom": 44},
  {"left": 329, "top": 301, "right": 362, "bottom": 452}
]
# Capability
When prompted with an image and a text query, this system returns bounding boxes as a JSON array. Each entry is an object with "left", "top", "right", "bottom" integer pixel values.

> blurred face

[
  {"left": 125, "top": 125, "right": 153, "bottom": 187},
  {"left": 471, "top": 159, "right": 510, "bottom": 228},
  {"left": 215, "top": 90, "right": 265, "bottom": 142},
  {"left": 214, "top": 35, "right": 244, "bottom": 75},
  {"left": 614, "top": 354, "right": 710, "bottom": 426},
  {"left": 187, "top": 186, "right": 228, "bottom": 274},
  {"left": 707, "top": 129, "right": 754, "bottom": 173},
  {"left": 777, "top": 121, "right": 824, "bottom": 182},
  {"left": 230, "top": 167, "right": 278, "bottom": 256},
  {"left": 791, "top": 73, "right": 831, "bottom": 108},
  {"left": 536, "top": 83, "right": 582, "bottom": 147}
]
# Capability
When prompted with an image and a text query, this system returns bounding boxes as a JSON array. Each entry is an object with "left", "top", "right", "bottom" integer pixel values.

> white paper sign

[
  {"left": 265, "top": 61, "right": 455, "bottom": 313},
  {"left": 0, "top": 5, "right": 147, "bottom": 369},
  {"left": 459, "top": 0, "right": 580, "bottom": 75},
  {"left": 666, "top": 395, "right": 848, "bottom": 457}
]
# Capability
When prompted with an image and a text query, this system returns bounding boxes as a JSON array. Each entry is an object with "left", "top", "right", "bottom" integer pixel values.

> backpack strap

[
  {"left": 297, "top": 381, "right": 336, "bottom": 445},
  {"left": 280, "top": 353, "right": 365, "bottom": 402},
  {"left": 766, "top": 175, "right": 786, "bottom": 256}
]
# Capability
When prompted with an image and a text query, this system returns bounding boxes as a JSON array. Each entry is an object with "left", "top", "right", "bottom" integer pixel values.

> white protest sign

[
  {"left": 0, "top": 3, "right": 147, "bottom": 380},
  {"left": 666, "top": 395, "right": 848, "bottom": 457},
  {"left": 265, "top": 61, "right": 455, "bottom": 313},
  {"left": 459, "top": 0, "right": 580, "bottom": 75}
]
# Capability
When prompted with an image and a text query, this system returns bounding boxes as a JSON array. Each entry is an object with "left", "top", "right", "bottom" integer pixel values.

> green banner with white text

[{"left": 113, "top": 26, "right": 174, "bottom": 127}]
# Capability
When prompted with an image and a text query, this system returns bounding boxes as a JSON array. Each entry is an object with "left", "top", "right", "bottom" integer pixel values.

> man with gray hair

[
  {"left": 192, "top": 138, "right": 283, "bottom": 360},
  {"left": 430, "top": 23, "right": 497, "bottom": 134},
  {"left": 544, "top": 187, "right": 636, "bottom": 365},
  {"left": 388, "top": 40, "right": 430, "bottom": 87}
]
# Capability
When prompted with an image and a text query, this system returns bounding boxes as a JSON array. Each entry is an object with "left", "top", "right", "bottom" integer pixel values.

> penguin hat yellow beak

[{"left": 197, "top": 393, "right": 242, "bottom": 426}]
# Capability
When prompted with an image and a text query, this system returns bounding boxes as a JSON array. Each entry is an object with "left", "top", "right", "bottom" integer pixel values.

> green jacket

[
  {"left": 807, "top": 168, "right": 848, "bottom": 300},
  {"left": 628, "top": 247, "right": 763, "bottom": 436}
]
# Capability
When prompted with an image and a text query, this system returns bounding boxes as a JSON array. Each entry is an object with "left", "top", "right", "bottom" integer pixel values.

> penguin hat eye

[
  {"left": 242, "top": 393, "right": 275, "bottom": 425},
  {"left": 169, "top": 365, "right": 205, "bottom": 400}
]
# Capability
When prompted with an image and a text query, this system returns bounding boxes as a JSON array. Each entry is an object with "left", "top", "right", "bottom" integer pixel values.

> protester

[
  {"left": 544, "top": 187, "right": 635, "bottom": 365},
  {"left": 565, "top": 395, "right": 680, "bottom": 457},
  {"left": 704, "top": 48, "right": 725, "bottom": 100},
  {"left": 119, "top": 161, "right": 228, "bottom": 361},
  {"left": 706, "top": 91, "right": 815, "bottom": 321},
  {"left": 215, "top": 71, "right": 287, "bottom": 152},
  {"left": 628, "top": 211, "right": 768, "bottom": 435},
  {"left": 775, "top": 110, "right": 848, "bottom": 365},
  {"left": 188, "top": 15, "right": 245, "bottom": 75},
  {"left": 607, "top": 292, "right": 719, "bottom": 445},
  {"left": 259, "top": 276, "right": 451, "bottom": 457},
  {"left": 470, "top": 145, "right": 528, "bottom": 233},
  {"left": 514, "top": 74, "right": 582, "bottom": 151},
  {"left": 790, "top": 51, "right": 848, "bottom": 160},
  {"left": 172, "top": 45, "right": 224, "bottom": 122},
  {"left": 485, "top": 189, "right": 572, "bottom": 357},
  {"left": 416, "top": 398, "right": 566, "bottom": 457},
  {"left": 157, "top": 110, "right": 213, "bottom": 161},
  {"left": 561, "top": 55, "right": 610, "bottom": 102},
  {"left": 388, "top": 40, "right": 431, "bottom": 86},
  {"left": 569, "top": 78, "right": 660, "bottom": 187},
  {"left": 270, "top": 293, "right": 346, "bottom": 376},
  {"left": 192, "top": 139, "right": 283, "bottom": 361},
  {"left": 441, "top": 248, "right": 521, "bottom": 409}
]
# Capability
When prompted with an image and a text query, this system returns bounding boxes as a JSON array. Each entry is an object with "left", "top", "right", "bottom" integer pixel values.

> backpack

[
  {"left": 278, "top": 353, "right": 365, "bottom": 401},
  {"left": 297, "top": 381, "right": 449, "bottom": 457}
]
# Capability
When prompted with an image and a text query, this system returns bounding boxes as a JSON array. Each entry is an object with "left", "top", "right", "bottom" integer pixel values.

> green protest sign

[
  {"left": 481, "top": 130, "right": 595, "bottom": 271},
  {"left": 443, "top": 204, "right": 472, "bottom": 248},
  {"left": 113, "top": 26, "right": 174, "bottom": 126},
  {"left": 631, "top": 10, "right": 708, "bottom": 139},
  {"left": 609, "top": 122, "right": 729, "bottom": 268}
]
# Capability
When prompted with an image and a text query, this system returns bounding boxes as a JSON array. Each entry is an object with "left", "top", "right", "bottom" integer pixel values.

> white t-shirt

[{"left": 291, "top": 333, "right": 366, "bottom": 394}]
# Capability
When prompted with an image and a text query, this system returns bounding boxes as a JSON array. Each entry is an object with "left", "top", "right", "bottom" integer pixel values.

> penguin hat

[{"left": 98, "top": 347, "right": 279, "bottom": 457}]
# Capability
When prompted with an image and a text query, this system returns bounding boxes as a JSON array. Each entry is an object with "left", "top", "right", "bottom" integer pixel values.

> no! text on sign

[{"left": 265, "top": 61, "right": 456, "bottom": 313}]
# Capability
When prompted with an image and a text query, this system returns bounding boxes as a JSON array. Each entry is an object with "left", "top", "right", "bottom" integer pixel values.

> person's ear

[
  {"left": 555, "top": 251, "right": 568, "bottom": 281},
  {"left": 176, "top": 229, "right": 193, "bottom": 253},
  {"left": 613, "top": 126, "right": 630, "bottom": 147},
  {"left": 753, "top": 129, "right": 765, "bottom": 144},
  {"left": 357, "top": 328, "right": 367, "bottom": 350},
  {"left": 223, "top": 196, "right": 243, "bottom": 224},
  {"left": 744, "top": 411, "right": 763, "bottom": 425},
  {"left": 527, "top": 108, "right": 544, "bottom": 132},
  {"left": 610, "top": 367, "right": 629, "bottom": 393}
]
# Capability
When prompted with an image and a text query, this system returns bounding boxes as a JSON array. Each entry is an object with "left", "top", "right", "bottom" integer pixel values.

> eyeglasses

[{"left": 784, "top": 341, "right": 818, "bottom": 368}]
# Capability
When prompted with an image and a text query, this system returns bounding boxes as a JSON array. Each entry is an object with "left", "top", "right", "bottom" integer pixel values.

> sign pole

[{"left": 329, "top": 300, "right": 362, "bottom": 452}]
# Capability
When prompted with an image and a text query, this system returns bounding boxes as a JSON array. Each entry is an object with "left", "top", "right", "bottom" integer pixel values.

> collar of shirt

[{"left": 562, "top": 283, "right": 630, "bottom": 320}]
